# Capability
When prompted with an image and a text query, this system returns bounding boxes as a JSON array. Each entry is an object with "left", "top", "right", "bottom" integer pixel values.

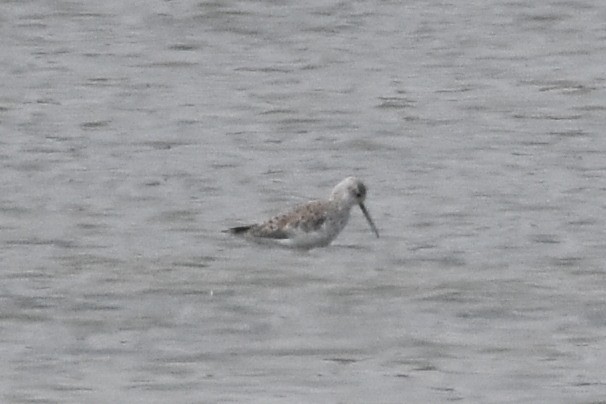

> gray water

[{"left": 1, "top": 0, "right": 606, "bottom": 402}]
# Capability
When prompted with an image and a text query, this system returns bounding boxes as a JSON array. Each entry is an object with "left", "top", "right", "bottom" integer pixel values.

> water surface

[{"left": 1, "top": 0, "right": 606, "bottom": 402}]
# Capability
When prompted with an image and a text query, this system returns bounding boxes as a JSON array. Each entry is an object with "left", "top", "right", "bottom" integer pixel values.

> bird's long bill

[{"left": 358, "top": 203, "right": 379, "bottom": 238}]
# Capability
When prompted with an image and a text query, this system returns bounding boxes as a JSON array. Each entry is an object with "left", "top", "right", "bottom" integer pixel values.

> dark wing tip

[{"left": 224, "top": 225, "right": 253, "bottom": 235}]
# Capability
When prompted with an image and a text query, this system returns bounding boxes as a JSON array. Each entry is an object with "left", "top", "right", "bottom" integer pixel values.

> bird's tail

[{"left": 224, "top": 225, "right": 253, "bottom": 235}]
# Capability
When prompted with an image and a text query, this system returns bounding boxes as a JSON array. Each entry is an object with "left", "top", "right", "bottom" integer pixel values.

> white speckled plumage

[{"left": 226, "top": 177, "right": 379, "bottom": 249}]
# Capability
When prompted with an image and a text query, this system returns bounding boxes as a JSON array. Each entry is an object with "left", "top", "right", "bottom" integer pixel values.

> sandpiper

[{"left": 225, "top": 177, "right": 379, "bottom": 249}]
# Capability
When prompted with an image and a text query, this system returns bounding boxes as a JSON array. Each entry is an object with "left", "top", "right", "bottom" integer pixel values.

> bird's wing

[{"left": 250, "top": 201, "right": 328, "bottom": 239}]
